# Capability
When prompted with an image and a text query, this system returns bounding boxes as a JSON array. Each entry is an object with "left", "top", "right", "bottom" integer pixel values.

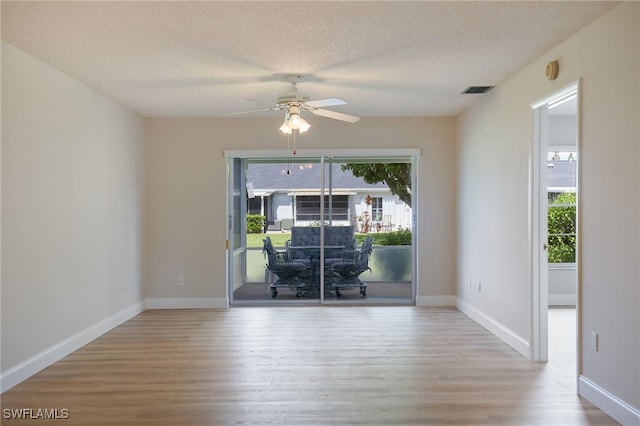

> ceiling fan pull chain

[
  {"left": 293, "top": 130, "right": 297, "bottom": 155},
  {"left": 286, "top": 134, "right": 292, "bottom": 174}
]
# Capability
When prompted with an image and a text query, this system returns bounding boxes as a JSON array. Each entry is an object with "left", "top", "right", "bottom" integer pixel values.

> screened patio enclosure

[{"left": 226, "top": 152, "right": 417, "bottom": 305}]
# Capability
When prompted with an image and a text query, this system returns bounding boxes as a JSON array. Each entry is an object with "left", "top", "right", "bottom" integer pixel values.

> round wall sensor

[{"left": 546, "top": 61, "right": 559, "bottom": 80}]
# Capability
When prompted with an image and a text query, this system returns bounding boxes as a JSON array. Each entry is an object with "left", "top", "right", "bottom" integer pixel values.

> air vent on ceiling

[{"left": 462, "top": 86, "right": 495, "bottom": 94}]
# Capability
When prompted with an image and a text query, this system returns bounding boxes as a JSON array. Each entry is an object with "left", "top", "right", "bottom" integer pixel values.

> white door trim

[
  {"left": 530, "top": 80, "right": 580, "bottom": 363},
  {"left": 530, "top": 102, "right": 549, "bottom": 362}
]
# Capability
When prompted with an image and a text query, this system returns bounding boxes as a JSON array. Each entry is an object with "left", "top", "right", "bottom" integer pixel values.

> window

[
  {"left": 247, "top": 197, "right": 262, "bottom": 215},
  {"left": 548, "top": 192, "right": 576, "bottom": 263},
  {"left": 547, "top": 151, "right": 576, "bottom": 263},
  {"left": 295, "top": 195, "right": 349, "bottom": 221},
  {"left": 371, "top": 197, "right": 383, "bottom": 222}
]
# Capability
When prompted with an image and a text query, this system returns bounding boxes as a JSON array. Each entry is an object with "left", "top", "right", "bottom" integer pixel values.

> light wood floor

[{"left": 1, "top": 307, "right": 618, "bottom": 425}]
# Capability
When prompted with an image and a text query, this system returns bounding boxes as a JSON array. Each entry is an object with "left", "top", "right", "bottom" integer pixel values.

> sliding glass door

[{"left": 227, "top": 152, "right": 415, "bottom": 305}]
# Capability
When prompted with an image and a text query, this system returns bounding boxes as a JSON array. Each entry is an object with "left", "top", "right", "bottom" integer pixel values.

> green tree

[
  {"left": 341, "top": 163, "right": 411, "bottom": 207},
  {"left": 548, "top": 192, "right": 576, "bottom": 263}
]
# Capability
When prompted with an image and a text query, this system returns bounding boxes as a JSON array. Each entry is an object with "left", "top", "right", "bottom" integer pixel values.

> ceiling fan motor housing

[{"left": 277, "top": 90, "right": 310, "bottom": 106}]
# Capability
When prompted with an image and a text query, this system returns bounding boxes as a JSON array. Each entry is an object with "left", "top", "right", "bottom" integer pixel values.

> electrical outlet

[
  {"left": 478, "top": 281, "right": 482, "bottom": 292},
  {"left": 591, "top": 332, "right": 598, "bottom": 351},
  {"left": 178, "top": 277, "right": 184, "bottom": 287}
]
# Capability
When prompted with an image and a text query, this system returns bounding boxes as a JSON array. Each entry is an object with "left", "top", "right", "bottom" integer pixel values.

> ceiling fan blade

[
  {"left": 245, "top": 98, "right": 277, "bottom": 106},
  {"left": 311, "top": 108, "right": 360, "bottom": 123},
  {"left": 306, "top": 97, "right": 347, "bottom": 108},
  {"left": 225, "top": 107, "right": 274, "bottom": 116}
]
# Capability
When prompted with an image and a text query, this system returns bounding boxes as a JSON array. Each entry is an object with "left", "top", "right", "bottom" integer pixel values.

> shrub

[
  {"left": 378, "top": 229, "right": 412, "bottom": 245},
  {"left": 247, "top": 215, "right": 266, "bottom": 234}
]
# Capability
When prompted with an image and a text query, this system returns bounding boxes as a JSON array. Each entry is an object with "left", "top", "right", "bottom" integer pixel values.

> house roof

[
  {"left": 547, "top": 160, "right": 576, "bottom": 189},
  {"left": 1, "top": 2, "right": 618, "bottom": 118},
  {"left": 247, "top": 163, "right": 388, "bottom": 192},
  {"left": 248, "top": 160, "right": 576, "bottom": 192}
]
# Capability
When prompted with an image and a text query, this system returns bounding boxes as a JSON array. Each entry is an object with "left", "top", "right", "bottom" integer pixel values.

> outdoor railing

[{"left": 244, "top": 245, "right": 411, "bottom": 283}]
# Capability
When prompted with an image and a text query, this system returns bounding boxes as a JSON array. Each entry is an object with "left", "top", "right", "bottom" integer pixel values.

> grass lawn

[
  {"left": 247, "top": 233, "right": 290, "bottom": 248},
  {"left": 246, "top": 232, "right": 389, "bottom": 248}
]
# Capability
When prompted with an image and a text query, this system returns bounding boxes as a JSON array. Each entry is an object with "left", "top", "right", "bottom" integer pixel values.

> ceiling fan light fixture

[
  {"left": 279, "top": 112, "right": 292, "bottom": 134},
  {"left": 279, "top": 109, "right": 309, "bottom": 134},
  {"left": 279, "top": 120, "right": 292, "bottom": 134},
  {"left": 288, "top": 105, "right": 304, "bottom": 129},
  {"left": 288, "top": 113, "right": 301, "bottom": 129},
  {"left": 298, "top": 117, "right": 310, "bottom": 133}
]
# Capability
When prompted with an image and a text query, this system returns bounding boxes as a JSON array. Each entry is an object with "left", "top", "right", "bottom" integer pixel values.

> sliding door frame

[{"left": 225, "top": 148, "right": 420, "bottom": 305}]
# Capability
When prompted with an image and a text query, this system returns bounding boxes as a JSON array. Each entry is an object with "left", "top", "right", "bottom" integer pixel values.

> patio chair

[
  {"left": 381, "top": 215, "right": 393, "bottom": 231},
  {"left": 263, "top": 237, "right": 308, "bottom": 298},
  {"left": 327, "top": 236, "right": 373, "bottom": 297}
]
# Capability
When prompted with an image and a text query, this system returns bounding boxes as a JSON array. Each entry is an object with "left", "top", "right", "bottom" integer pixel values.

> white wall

[
  {"left": 144, "top": 117, "right": 456, "bottom": 306},
  {"left": 1, "top": 42, "right": 145, "bottom": 386},
  {"left": 548, "top": 266, "right": 576, "bottom": 306},
  {"left": 456, "top": 2, "right": 639, "bottom": 420}
]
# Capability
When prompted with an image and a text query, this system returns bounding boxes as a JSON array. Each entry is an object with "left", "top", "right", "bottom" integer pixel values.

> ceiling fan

[{"left": 227, "top": 75, "right": 360, "bottom": 133}]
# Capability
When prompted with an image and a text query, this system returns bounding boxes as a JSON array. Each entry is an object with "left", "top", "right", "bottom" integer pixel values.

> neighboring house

[
  {"left": 547, "top": 157, "right": 577, "bottom": 197},
  {"left": 246, "top": 163, "right": 411, "bottom": 231},
  {"left": 246, "top": 159, "right": 575, "bottom": 233}
]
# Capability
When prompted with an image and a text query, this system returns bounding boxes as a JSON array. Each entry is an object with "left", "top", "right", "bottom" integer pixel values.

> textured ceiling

[{"left": 1, "top": 1, "right": 617, "bottom": 118}]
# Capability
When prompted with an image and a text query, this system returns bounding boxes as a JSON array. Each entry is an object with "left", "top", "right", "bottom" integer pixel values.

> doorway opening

[{"left": 531, "top": 82, "right": 579, "bottom": 370}]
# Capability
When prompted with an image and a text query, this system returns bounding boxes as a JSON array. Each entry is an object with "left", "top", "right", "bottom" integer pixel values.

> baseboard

[
  {"left": 0, "top": 301, "right": 145, "bottom": 393},
  {"left": 145, "top": 297, "right": 228, "bottom": 309},
  {"left": 549, "top": 294, "right": 576, "bottom": 306},
  {"left": 415, "top": 295, "right": 456, "bottom": 306},
  {"left": 456, "top": 298, "right": 530, "bottom": 358},
  {"left": 578, "top": 376, "right": 640, "bottom": 425}
]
